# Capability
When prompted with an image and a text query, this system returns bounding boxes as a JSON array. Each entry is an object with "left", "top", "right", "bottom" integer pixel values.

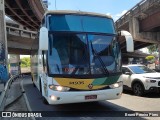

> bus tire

[
  {"left": 39, "top": 78, "right": 42, "bottom": 93},
  {"left": 42, "top": 97, "right": 49, "bottom": 105}
]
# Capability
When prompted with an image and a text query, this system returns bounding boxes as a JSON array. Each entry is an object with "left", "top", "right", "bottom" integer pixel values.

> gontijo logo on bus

[{"left": 54, "top": 75, "right": 120, "bottom": 90}]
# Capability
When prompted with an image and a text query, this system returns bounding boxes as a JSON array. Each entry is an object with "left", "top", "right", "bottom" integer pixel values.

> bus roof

[{"left": 44, "top": 10, "right": 112, "bottom": 19}]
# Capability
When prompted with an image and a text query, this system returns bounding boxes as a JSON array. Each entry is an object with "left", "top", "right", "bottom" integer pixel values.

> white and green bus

[{"left": 31, "top": 10, "right": 134, "bottom": 104}]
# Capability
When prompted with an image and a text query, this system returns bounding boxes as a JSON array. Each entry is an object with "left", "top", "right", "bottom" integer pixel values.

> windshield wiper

[{"left": 90, "top": 41, "right": 110, "bottom": 76}]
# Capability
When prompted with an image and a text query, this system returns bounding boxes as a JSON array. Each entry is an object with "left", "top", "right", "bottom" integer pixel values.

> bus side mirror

[
  {"left": 39, "top": 27, "right": 48, "bottom": 50},
  {"left": 118, "top": 30, "right": 134, "bottom": 52}
]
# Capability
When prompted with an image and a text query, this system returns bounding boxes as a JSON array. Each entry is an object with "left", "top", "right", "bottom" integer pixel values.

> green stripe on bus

[{"left": 92, "top": 75, "right": 121, "bottom": 85}]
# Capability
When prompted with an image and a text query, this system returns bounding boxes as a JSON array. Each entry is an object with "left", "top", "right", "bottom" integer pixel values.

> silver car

[{"left": 122, "top": 64, "right": 160, "bottom": 96}]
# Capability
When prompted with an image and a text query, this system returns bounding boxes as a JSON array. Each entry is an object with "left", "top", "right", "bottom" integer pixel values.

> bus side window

[{"left": 42, "top": 51, "right": 47, "bottom": 73}]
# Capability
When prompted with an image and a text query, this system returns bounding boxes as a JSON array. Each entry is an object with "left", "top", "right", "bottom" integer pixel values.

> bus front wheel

[
  {"left": 42, "top": 97, "right": 49, "bottom": 105},
  {"left": 39, "top": 78, "right": 49, "bottom": 105}
]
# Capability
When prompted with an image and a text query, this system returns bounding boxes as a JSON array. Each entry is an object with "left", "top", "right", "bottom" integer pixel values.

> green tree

[
  {"left": 147, "top": 44, "right": 157, "bottom": 54},
  {"left": 145, "top": 55, "right": 155, "bottom": 61},
  {"left": 20, "top": 57, "right": 30, "bottom": 67}
]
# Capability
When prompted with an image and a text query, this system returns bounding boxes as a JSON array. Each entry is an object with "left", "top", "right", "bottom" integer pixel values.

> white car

[{"left": 122, "top": 64, "right": 160, "bottom": 96}]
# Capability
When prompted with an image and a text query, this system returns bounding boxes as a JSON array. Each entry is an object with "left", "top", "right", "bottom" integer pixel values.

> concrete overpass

[
  {"left": 5, "top": 0, "right": 46, "bottom": 30},
  {"left": 6, "top": 25, "right": 36, "bottom": 55},
  {"left": 115, "top": 0, "right": 160, "bottom": 52},
  {"left": 0, "top": 0, "right": 46, "bottom": 66}
]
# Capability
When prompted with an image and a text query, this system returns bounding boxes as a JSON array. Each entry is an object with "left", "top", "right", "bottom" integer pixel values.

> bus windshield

[
  {"left": 48, "top": 14, "right": 116, "bottom": 34},
  {"left": 48, "top": 33, "right": 121, "bottom": 78}
]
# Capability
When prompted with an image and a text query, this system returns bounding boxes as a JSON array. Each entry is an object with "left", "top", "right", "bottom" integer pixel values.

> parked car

[{"left": 122, "top": 64, "right": 160, "bottom": 96}]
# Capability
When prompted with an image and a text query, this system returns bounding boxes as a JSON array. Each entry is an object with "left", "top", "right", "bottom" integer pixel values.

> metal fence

[{"left": 0, "top": 74, "right": 19, "bottom": 111}]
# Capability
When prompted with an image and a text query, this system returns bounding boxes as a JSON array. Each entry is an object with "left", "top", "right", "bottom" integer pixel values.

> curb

[
  {"left": 20, "top": 78, "right": 36, "bottom": 120},
  {"left": 0, "top": 75, "right": 19, "bottom": 111},
  {"left": 4, "top": 78, "right": 23, "bottom": 109},
  {"left": 4, "top": 94, "right": 23, "bottom": 110}
]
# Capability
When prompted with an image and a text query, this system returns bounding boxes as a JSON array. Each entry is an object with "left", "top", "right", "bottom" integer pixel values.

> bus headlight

[
  {"left": 109, "top": 81, "right": 123, "bottom": 89},
  {"left": 49, "top": 85, "right": 70, "bottom": 92}
]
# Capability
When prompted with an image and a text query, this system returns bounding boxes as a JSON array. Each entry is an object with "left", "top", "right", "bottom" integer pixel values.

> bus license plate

[{"left": 85, "top": 95, "right": 97, "bottom": 100}]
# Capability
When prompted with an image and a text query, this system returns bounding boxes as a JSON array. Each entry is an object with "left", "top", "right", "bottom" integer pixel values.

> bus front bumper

[{"left": 47, "top": 86, "right": 122, "bottom": 105}]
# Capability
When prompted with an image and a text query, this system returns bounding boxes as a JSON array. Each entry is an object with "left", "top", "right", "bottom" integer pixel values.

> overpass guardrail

[
  {"left": 6, "top": 26, "right": 37, "bottom": 39},
  {"left": 115, "top": 0, "right": 160, "bottom": 28},
  {"left": 0, "top": 75, "right": 19, "bottom": 111}
]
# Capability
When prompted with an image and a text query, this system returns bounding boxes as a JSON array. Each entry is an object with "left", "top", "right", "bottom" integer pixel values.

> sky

[{"left": 48, "top": 0, "right": 142, "bottom": 21}]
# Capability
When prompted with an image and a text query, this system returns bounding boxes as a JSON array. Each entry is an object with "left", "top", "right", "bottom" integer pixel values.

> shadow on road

[
  {"left": 143, "top": 92, "right": 160, "bottom": 98},
  {"left": 123, "top": 90, "right": 160, "bottom": 98}
]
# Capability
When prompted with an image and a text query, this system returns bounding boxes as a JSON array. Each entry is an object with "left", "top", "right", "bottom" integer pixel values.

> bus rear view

[{"left": 31, "top": 11, "right": 134, "bottom": 105}]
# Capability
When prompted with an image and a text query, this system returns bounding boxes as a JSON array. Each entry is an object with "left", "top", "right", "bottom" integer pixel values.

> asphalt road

[{"left": 22, "top": 76, "right": 160, "bottom": 120}]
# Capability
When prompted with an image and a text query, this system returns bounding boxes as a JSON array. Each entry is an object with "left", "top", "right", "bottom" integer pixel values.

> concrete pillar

[
  {"left": 9, "top": 54, "right": 21, "bottom": 75},
  {"left": 0, "top": 0, "right": 8, "bottom": 65},
  {"left": 129, "top": 17, "right": 139, "bottom": 38},
  {"left": 0, "top": 0, "right": 9, "bottom": 83},
  {"left": 128, "top": 58, "right": 133, "bottom": 64}
]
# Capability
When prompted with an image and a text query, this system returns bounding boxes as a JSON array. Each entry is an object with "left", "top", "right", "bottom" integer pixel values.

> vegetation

[
  {"left": 147, "top": 44, "right": 158, "bottom": 54},
  {"left": 20, "top": 57, "right": 30, "bottom": 67},
  {"left": 145, "top": 55, "right": 155, "bottom": 61}
]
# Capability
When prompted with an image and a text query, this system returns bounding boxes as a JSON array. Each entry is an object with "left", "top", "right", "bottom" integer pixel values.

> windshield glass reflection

[
  {"left": 48, "top": 33, "right": 121, "bottom": 77},
  {"left": 129, "top": 66, "right": 155, "bottom": 74},
  {"left": 88, "top": 35, "right": 121, "bottom": 75}
]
